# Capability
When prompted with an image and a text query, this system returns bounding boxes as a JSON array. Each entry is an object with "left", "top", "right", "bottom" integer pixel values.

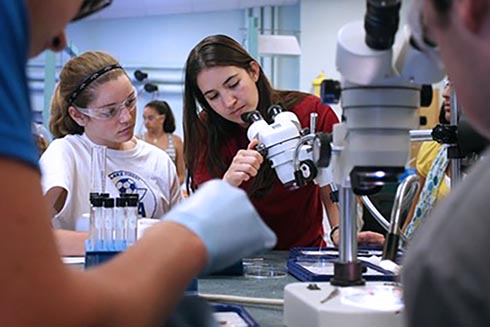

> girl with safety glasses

[{"left": 40, "top": 51, "right": 182, "bottom": 254}]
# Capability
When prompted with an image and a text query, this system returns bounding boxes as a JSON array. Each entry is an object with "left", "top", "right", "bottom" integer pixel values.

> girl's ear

[
  {"left": 249, "top": 61, "right": 261, "bottom": 82},
  {"left": 68, "top": 106, "right": 88, "bottom": 126}
]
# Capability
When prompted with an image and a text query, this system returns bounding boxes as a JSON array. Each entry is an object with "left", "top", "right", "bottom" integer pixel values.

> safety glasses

[
  {"left": 75, "top": 88, "right": 138, "bottom": 121},
  {"left": 72, "top": 0, "right": 112, "bottom": 22}
]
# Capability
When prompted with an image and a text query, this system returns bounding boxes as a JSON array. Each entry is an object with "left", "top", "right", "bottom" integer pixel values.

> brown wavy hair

[{"left": 49, "top": 51, "right": 128, "bottom": 138}]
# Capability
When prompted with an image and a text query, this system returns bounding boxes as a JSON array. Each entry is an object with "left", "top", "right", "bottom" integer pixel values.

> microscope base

[{"left": 283, "top": 281, "right": 404, "bottom": 327}]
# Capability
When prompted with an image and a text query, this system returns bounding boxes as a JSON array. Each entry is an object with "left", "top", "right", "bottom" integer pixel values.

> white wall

[
  {"left": 29, "top": 5, "right": 301, "bottom": 138},
  {"left": 67, "top": 11, "right": 248, "bottom": 67},
  {"left": 31, "top": 0, "right": 444, "bottom": 138},
  {"left": 30, "top": 10, "right": 247, "bottom": 138}
]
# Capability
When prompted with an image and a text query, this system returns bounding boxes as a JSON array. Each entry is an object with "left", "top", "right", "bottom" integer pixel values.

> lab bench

[
  {"left": 199, "top": 251, "right": 295, "bottom": 327},
  {"left": 65, "top": 251, "right": 296, "bottom": 326}
]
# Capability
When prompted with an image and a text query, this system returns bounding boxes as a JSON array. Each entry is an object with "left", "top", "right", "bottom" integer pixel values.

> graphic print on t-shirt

[{"left": 108, "top": 170, "right": 157, "bottom": 218}]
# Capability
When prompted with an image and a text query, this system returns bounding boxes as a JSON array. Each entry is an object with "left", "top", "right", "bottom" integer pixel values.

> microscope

[
  {"left": 242, "top": 105, "right": 333, "bottom": 190},
  {"left": 282, "top": 1, "right": 446, "bottom": 326}
]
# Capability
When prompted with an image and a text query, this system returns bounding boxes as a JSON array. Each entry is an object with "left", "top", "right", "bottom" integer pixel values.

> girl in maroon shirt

[{"left": 183, "top": 34, "right": 384, "bottom": 249}]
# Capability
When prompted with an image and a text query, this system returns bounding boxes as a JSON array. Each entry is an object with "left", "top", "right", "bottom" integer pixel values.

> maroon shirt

[{"left": 193, "top": 95, "right": 339, "bottom": 249}]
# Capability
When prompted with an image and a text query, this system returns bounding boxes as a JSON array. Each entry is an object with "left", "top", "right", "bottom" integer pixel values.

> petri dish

[{"left": 244, "top": 263, "right": 288, "bottom": 279}]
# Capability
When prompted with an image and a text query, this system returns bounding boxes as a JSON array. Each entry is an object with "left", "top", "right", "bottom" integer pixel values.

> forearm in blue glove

[{"left": 163, "top": 179, "right": 277, "bottom": 274}]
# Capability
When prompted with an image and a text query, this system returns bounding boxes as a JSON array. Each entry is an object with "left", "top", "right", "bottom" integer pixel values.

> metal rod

[
  {"left": 310, "top": 112, "right": 318, "bottom": 134},
  {"left": 409, "top": 129, "right": 433, "bottom": 142},
  {"left": 339, "top": 185, "right": 357, "bottom": 263},
  {"left": 450, "top": 155, "right": 462, "bottom": 187},
  {"left": 450, "top": 89, "right": 463, "bottom": 187}
]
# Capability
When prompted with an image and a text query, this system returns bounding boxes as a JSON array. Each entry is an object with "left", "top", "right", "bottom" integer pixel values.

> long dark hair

[
  {"left": 145, "top": 100, "right": 176, "bottom": 133},
  {"left": 183, "top": 34, "right": 307, "bottom": 197}
]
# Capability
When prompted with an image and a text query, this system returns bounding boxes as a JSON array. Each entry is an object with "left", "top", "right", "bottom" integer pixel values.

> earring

[{"left": 52, "top": 37, "right": 61, "bottom": 48}]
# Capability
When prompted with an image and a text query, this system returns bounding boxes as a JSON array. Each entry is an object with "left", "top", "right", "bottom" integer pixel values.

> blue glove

[{"left": 163, "top": 179, "right": 277, "bottom": 274}]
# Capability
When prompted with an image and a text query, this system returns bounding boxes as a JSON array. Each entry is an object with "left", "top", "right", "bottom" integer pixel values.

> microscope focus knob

[
  {"left": 320, "top": 79, "right": 341, "bottom": 104},
  {"left": 432, "top": 124, "right": 457, "bottom": 144},
  {"left": 312, "top": 132, "right": 332, "bottom": 167},
  {"left": 255, "top": 143, "right": 268, "bottom": 157},
  {"left": 294, "top": 160, "right": 318, "bottom": 188},
  {"left": 420, "top": 84, "right": 433, "bottom": 107}
]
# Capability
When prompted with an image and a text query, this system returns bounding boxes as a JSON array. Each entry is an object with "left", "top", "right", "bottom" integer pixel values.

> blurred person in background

[{"left": 138, "top": 100, "right": 185, "bottom": 185}]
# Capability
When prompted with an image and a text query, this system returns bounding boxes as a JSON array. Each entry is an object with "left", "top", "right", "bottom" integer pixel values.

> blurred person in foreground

[
  {"left": 403, "top": 0, "right": 490, "bottom": 326},
  {"left": 0, "top": 0, "right": 275, "bottom": 325}
]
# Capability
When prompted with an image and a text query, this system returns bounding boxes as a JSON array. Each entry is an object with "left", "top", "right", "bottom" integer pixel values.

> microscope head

[
  {"left": 242, "top": 106, "right": 319, "bottom": 189},
  {"left": 327, "top": 0, "right": 445, "bottom": 194}
]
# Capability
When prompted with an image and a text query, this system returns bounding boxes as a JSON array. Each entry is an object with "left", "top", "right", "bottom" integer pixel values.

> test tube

[
  {"left": 102, "top": 197, "right": 115, "bottom": 250},
  {"left": 89, "top": 195, "right": 104, "bottom": 251},
  {"left": 90, "top": 145, "right": 107, "bottom": 194},
  {"left": 114, "top": 197, "right": 126, "bottom": 251},
  {"left": 125, "top": 195, "right": 139, "bottom": 247}
]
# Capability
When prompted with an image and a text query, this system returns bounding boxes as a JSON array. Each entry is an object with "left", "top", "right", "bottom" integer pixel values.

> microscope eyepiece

[
  {"left": 241, "top": 111, "right": 264, "bottom": 124},
  {"left": 364, "top": 0, "right": 401, "bottom": 50},
  {"left": 267, "top": 104, "right": 284, "bottom": 120}
]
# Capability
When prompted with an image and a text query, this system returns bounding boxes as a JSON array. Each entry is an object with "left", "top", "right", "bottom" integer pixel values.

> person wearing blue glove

[{"left": 0, "top": 0, "right": 275, "bottom": 325}]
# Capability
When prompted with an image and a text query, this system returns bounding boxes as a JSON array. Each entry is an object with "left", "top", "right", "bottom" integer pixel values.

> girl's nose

[
  {"left": 119, "top": 107, "right": 133, "bottom": 122},
  {"left": 223, "top": 91, "right": 237, "bottom": 108}
]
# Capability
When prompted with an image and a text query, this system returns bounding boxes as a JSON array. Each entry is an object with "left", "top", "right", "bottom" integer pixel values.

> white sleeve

[
  {"left": 39, "top": 139, "right": 75, "bottom": 195},
  {"left": 39, "top": 139, "right": 77, "bottom": 228}
]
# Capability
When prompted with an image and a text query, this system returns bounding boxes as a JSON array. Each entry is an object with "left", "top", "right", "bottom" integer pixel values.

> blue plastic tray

[
  {"left": 289, "top": 246, "right": 404, "bottom": 263},
  {"left": 287, "top": 246, "right": 400, "bottom": 282},
  {"left": 287, "top": 257, "right": 397, "bottom": 282},
  {"left": 212, "top": 303, "right": 260, "bottom": 327}
]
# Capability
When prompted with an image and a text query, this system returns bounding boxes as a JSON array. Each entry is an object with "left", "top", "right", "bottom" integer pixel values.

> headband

[{"left": 67, "top": 64, "right": 123, "bottom": 105}]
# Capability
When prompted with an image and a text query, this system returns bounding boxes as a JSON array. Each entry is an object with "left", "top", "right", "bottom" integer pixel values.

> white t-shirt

[{"left": 40, "top": 133, "right": 182, "bottom": 230}]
